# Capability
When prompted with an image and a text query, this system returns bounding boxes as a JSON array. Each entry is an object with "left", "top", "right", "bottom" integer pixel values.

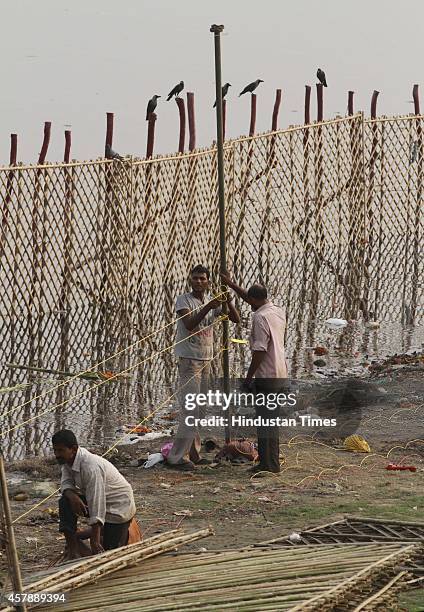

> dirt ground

[{"left": 1, "top": 360, "right": 423, "bottom": 609}]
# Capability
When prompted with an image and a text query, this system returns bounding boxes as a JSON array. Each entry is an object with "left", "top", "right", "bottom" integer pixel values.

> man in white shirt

[
  {"left": 52, "top": 429, "right": 136, "bottom": 558},
  {"left": 166, "top": 265, "right": 240, "bottom": 470}
]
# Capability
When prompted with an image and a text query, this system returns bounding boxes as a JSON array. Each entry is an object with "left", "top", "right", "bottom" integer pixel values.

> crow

[
  {"left": 213, "top": 82, "right": 231, "bottom": 108},
  {"left": 239, "top": 79, "right": 264, "bottom": 97},
  {"left": 146, "top": 94, "right": 161, "bottom": 120},
  {"left": 317, "top": 68, "right": 327, "bottom": 87},
  {"left": 105, "top": 143, "right": 124, "bottom": 161},
  {"left": 167, "top": 81, "right": 184, "bottom": 101}
]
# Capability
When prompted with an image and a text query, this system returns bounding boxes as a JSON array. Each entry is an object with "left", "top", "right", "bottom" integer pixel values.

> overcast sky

[{"left": 0, "top": 0, "right": 422, "bottom": 164}]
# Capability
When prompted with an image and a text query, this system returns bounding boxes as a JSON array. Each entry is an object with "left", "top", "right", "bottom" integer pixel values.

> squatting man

[{"left": 52, "top": 429, "right": 139, "bottom": 559}]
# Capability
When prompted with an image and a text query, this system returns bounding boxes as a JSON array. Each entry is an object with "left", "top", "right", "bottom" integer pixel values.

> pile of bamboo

[
  {"left": 2, "top": 528, "right": 213, "bottom": 612},
  {"left": 31, "top": 542, "right": 418, "bottom": 612}
]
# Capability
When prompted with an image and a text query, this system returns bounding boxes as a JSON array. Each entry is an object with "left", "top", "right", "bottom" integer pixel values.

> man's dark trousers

[
  {"left": 59, "top": 494, "right": 130, "bottom": 550},
  {"left": 254, "top": 379, "right": 283, "bottom": 473}
]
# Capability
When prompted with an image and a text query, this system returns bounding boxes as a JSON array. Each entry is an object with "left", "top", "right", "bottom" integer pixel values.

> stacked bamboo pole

[
  {"left": 31, "top": 542, "right": 417, "bottom": 612},
  {"left": 3, "top": 528, "right": 212, "bottom": 612}
]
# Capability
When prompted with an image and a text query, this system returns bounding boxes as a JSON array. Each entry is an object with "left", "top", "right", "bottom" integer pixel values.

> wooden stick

[
  {"left": 249, "top": 94, "right": 257, "bottom": 136},
  {"left": 176, "top": 97, "right": 186, "bottom": 153},
  {"left": 0, "top": 455, "right": 27, "bottom": 611}
]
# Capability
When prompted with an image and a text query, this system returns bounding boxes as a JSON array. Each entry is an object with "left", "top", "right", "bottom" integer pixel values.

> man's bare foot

[{"left": 62, "top": 540, "right": 92, "bottom": 561}]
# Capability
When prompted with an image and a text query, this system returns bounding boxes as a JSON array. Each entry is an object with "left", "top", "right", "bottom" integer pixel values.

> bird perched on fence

[
  {"left": 317, "top": 68, "right": 327, "bottom": 87},
  {"left": 213, "top": 83, "right": 231, "bottom": 108},
  {"left": 167, "top": 81, "right": 184, "bottom": 101},
  {"left": 239, "top": 79, "right": 264, "bottom": 97},
  {"left": 146, "top": 95, "right": 161, "bottom": 120},
  {"left": 105, "top": 143, "right": 124, "bottom": 161}
]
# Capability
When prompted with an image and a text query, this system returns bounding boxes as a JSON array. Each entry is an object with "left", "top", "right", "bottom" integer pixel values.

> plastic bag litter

[
  {"left": 143, "top": 453, "right": 165, "bottom": 469},
  {"left": 325, "top": 318, "right": 348, "bottom": 330},
  {"left": 160, "top": 442, "right": 174, "bottom": 458},
  {"left": 344, "top": 434, "right": 371, "bottom": 453}
]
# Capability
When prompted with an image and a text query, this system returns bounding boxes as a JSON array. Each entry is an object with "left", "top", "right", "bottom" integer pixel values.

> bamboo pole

[{"left": 0, "top": 454, "right": 27, "bottom": 611}]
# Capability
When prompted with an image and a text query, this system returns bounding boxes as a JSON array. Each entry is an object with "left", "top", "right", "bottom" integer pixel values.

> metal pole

[
  {"left": 0, "top": 455, "right": 26, "bottom": 611},
  {"left": 210, "top": 24, "right": 231, "bottom": 443}
]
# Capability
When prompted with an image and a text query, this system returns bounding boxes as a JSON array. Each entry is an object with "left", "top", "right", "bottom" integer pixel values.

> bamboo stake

[
  {"left": 26, "top": 529, "right": 213, "bottom": 596},
  {"left": 0, "top": 454, "right": 27, "bottom": 611},
  {"left": 352, "top": 570, "right": 409, "bottom": 611},
  {"left": 27, "top": 529, "right": 185, "bottom": 591}
]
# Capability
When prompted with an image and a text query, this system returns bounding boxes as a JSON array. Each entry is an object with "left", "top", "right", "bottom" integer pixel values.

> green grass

[{"left": 398, "top": 588, "right": 424, "bottom": 612}]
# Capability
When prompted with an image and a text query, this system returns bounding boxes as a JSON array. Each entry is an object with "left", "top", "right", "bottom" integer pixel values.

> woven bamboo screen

[{"left": 0, "top": 112, "right": 422, "bottom": 455}]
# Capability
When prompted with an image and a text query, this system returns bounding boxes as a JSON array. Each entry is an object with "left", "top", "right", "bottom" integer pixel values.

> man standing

[
  {"left": 166, "top": 265, "right": 240, "bottom": 471},
  {"left": 52, "top": 429, "right": 136, "bottom": 558},
  {"left": 221, "top": 274, "right": 287, "bottom": 473}
]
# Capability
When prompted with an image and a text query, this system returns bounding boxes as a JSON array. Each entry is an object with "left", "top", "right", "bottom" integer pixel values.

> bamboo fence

[
  {"left": 0, "top": 112, "right": 423, "bottom": 456},
  {"left": 26, "top": 542, "right": 419, "bottom": 612}
]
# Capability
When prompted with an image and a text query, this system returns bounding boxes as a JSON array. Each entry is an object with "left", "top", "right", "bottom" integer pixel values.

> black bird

[
  {"left": 317, "top": 68, "right": 327, "bottom": 87},
  {"left": 146, "top": 94, "right": 161, "bottom": 120},
  {"left": 105, "top": 144, "right": 124, "bottom": 161},
  {"left": 239, "top": 79, "right": 264, "bottom": 97},
  {"left": 167, "top": 81, "right": 184, "bottom": 101},
  {"left": 213, "top": 82, "right": 231, "bottom": 108}
]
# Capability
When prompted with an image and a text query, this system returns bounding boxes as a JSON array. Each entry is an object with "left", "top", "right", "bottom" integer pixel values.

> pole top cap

[{"left": 210, "top": 24, "right": 224, "bottom": 33}]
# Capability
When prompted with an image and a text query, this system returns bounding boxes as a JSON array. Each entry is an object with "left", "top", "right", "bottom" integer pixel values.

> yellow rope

[
  {"left": 1, "top": 291, "right": 227, "bottom": 419},
  {"left": 12, "top": 350, "right": 223, "bottom": 524},
  {"left": 2, "top": 316, "right": 226, "bottom": 437}
]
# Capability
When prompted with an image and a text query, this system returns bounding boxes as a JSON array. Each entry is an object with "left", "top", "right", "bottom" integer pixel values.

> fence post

[
  {"left": 105, "top": 112, "right": 114, "bottom": 157},
  {"left": 348, "top": 91, "right": 354, "bottom": 116},
  {"left": 64, "top": 130, "right": 71, "bottom": 163},
  {"left": 371, "top": 90, "right": 379, "bottom": 119},
  {"left": 10, "top": 134, "right": 17, "bottom": 165},
  {"left": 304, "top": 85, "right": 311, "bottom": 124},
  {"left": 411, "top": 84, "right": 422, "bottom": 322},
  {"left": 249, "top": 94, "right": 257, "bottom": 136},
  {"left": 176, "top": 97, "right": 186, "bottom": 153},
  {"left": 0, "top": 454, "right": 27, "bottom": 611},
  {"left": 272, "top": 89, "right": 282, "bottom": 131},
  {"left": 362, "top": 91, "right": 380, "bottom": 321},
  {"left": 412, "top": 84, "right": 420, "bottom": 115},
  {"left": 187, "top": 92, "right": 196, "bottom": 151},
  {"left": 222, "top": 99, "right": 227, "bottom": 140},
  {"left": 38, "top": 122, "right": 51, "bottom": 164},
  {"left": 146, "top": 113, "right": 157, "bottom": 158},
  {"left": 316, "top": 84, "right": 323, "bottom": 121}
]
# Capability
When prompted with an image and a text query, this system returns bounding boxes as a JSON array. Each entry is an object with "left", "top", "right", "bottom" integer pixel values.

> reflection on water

[{"left": 0, "top": 305, "right": 422, "bottom": 460}]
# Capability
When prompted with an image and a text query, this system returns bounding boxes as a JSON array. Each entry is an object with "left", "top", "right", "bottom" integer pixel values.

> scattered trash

[
  {"left": 289, "top": 532, "right": 302, "bottom": 542},
  {"left": 143, "top": 453, "right": 165, "bottom": 469},
  {"left": 116, "top": 429, "right": 172, "bottom": 446},
  {"left": 173, "top": 510, "right": 193, "bottom": 517},
  {"left": 365, "top": 321, "right": 380, "bottom": 329},
  {"left": 313, "top": 346, "right": 328, "bottom": 356},
  {"left": 25, "top": 537, "right": 39, "bottom": 548},
  {"left": 212, "top": 487, "right": 221, "bottom": 494},
  {"left": 13, "top": 493, "right": 28, "bottom": 502},
  {"left": 230, "top": 338, "right": 248, "bottom": 344},
  {"left": 215, "top": 439, "right": 258, "bottom": 463},
  {"left": 43, "top": 507, "right": 59, "bottom": 519},
  {"left": 160, "top": 442, "right": 174, "bottom": 458},
  {"left": 162, "top": 412, "right": 178, "bottom": 420},
  {"left": 325, "top": 318, "right": 348, "bottom": 330},
  {"left": 344, "top": 435, "right": 371, "bottom": 453},
  {"left": 386, "top": 464, "right": 416, "bottom": 473},
  {"left": 258, "top": 496, "right": 272, "bottom": 502},
  {"left": 160, "top": 482, "right": 172, "bottom": 489},
  {"left": 123, "top": 425, "right": 152, "bottom": 434},
  {"left": 198, "top": 547, "right": 208, "bottom": 552}
]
